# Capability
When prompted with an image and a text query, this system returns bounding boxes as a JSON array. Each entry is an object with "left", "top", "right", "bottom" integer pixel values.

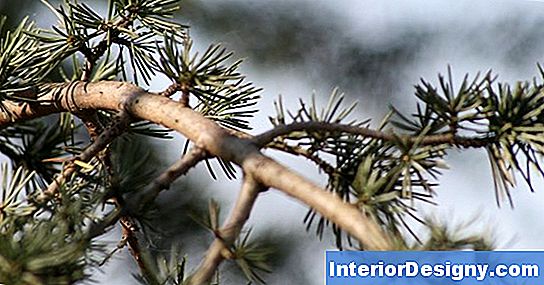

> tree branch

[
  {"left": 1, "top": 81, "right": 393, "bottom": 250},
  {"left": 157, "top": 82, "right": 180, "bottom": 98},
  {"left": 228, "top": 129, "right": 336, "bottom": 175},
  {"left": 135, "top": 146, "right": 208, "bottom": 210},
  {"left": 88, "top": 147, "right": 207, "bottom": 239},
  {"left": 187, "top": 174, "right": 265, "bottom": 285},
  {"left": 87, "top": 206, "right": 124, "bottom": 240},
  {"left": 253, "top": 121, "right": 494, "bottom": 148},
  {"left": 119, "top": 215, "right": 158, "bottom": 284},
  {"left": 36, "top": 111, "right": 131, "bottom": 202},
  {"left": 76, "top": 110, "right": 103, "bottom": 141}
]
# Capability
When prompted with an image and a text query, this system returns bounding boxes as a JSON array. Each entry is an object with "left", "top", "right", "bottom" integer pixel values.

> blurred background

[{"left": 2, "top": 0, "right": 544, "bottom": 284}]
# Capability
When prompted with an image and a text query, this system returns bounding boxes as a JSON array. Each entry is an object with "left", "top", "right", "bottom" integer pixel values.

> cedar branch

[
  {"left": 36, "top": 111, "right": 131, "bottom": 202},
  {"left": 1, "top": 81, "right": 393, "bottom": 250},
  {"left": 135, "top": 146, "right": 208, "bottom": 209},
  {"left": 187, "top": 174, "right": 264, "bottom": 285},
  {"left": 253, "top": 121, "right": 494, "bottom": 148}
]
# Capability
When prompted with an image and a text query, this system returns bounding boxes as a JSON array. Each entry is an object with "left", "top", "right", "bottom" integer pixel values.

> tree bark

[{"left": 1, "top": 81, "right": 392, "bottom": 250}]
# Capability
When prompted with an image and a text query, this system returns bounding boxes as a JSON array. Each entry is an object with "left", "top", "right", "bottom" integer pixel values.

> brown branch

[
  {"left": 87, "top": 206, "right": 124, "bottom": 239},
  {"left": 76, "top": 110, "right": 103, "bottom": 141},
  {"left": 36, "top": 111, "right": 131, "bottom": 203},
  {"left": 267, "top": 141, "right": 336, "bottom": 175},
  {"left": 89, "top": 147, "right": 207, "bottom": 239},
  {"left": 119, "top": 215, "right": 157, "bottom": 283},
  {"left": 135, "top": 146, "right": 208, "bottom": 210},
  {"left": 180, "top": 83, "right": 190, "bottom": 107},
  {"left": 253, "top": 122, "right": 494, "bottom": 148},
  {"left": 187, "top": 175, "right": 265, "bottom": 285},
  {"left": 119, "top": 216, "right": 142, "bottom": 264},
  {"left": 79, "top": 14, "right": 133, "bottom": 81},
  {"left": 1, "top": 81, "right": 392, "bottom": 250},
  {"left": 157, "top": 83, "right": 180, "bottom": 98},
  {"left": 76, "top": 110, "right": 117, "bottom": 182},
  {"left": 226, "top": 129, "right": 336, "bottom": 176}
]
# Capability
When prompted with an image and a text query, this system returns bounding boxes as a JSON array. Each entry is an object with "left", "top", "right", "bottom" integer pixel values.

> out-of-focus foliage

[{"left": 0, "top": 163, "right": 104, "bottom": 285}]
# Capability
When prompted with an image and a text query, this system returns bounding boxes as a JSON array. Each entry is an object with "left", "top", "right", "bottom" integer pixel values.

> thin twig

[
  {"left": 267, "top": 141, "right": 336, "bottom": 174},
  {"left": 135, "top": 146, "right": 208, "bottom": 210},
  {"left": 111, "top": 193, "right": 159, "bottom": 284},
  {"left": 253, "top": 122, "right": 494, "bottom": 148},
  {"left": 89, "top": 147, "right": 206, "bottom": 240},
  {"left": 157, "top": 83, "right": 180, "bottom": 98},
  {"left": 228, "top": 128, "right": 338, "bottom": 178},
  {"left": 77, "top": 110, "right": 103, "bottom": 140},
  {"left": 180, "top": 83, "right": 190, "bottom": 107},
  {"left": 187, "top": 175, "right": 266, "bottom": 285},
  {"left": 87, "top": 206, "right": 125, "bottom": 239},
  {"left": 120, "top": 215, "right": 157, "bottom": 283},
  {"left": 79, "top": 14, "right": 133, "bottom": 81},
  {"left": 76, "top": 110, "right": 117, "bottom": 182},
  {"left": 36, "top": 111, "right": 131, "bottom": 203}
]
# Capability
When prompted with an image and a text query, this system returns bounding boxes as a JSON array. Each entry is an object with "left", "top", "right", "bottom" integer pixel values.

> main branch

[{"left": 0, "top": 81, "right": 392, "bottom": 250}]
